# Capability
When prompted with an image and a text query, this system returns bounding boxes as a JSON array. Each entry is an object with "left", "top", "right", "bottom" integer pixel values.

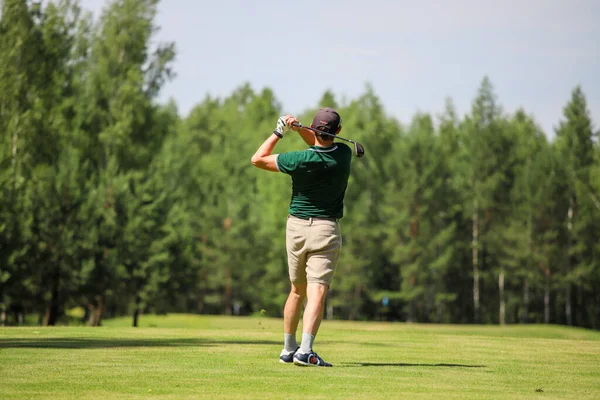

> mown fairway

[{"left": 1, "top": 314, "right": 599, "bottom": 399}]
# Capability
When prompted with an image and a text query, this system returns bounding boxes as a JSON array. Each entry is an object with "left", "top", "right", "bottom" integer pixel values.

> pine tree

[
  {"left": 382, "top": 113, "right": 456, "bottom": 322},
  {"left": 458, "top": 77, "right": 506, "bottom": 323},
  {"left": 333, "top": 86, "right": 401, "bottom": 320},
  {"left": 0, "top": 0, "right": 85, "bottom": 325},
  {"left": 0, "top": 0, "right": 40, "bottom": 325},
  {"left": 554, "top": 86, "right": 598, "bottom": 327},
  {"left": 72, "top": 0, "right": 175, "bottom": 325}
]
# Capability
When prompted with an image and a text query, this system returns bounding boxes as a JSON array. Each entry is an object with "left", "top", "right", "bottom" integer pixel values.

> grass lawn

[{"left": 1, "top": 314, "right": 599, "bottom": 399}]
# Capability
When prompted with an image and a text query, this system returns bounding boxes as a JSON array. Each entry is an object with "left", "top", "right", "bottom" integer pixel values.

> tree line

[{"left": 1, "top": 0, "right": 598, "bottom": 328}]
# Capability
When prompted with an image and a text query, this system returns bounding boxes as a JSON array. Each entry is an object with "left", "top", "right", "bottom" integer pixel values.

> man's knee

[
  {"left": 307, "top": 282, "right": 328, "bottom": 302},
  {"left": 290, "top": 282, "right": 307, "bottom": 298}
]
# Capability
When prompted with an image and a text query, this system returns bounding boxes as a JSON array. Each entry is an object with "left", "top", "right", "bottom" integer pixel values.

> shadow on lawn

[
  {"left": 340, "top": 362, "right": 485, "bottom": 368},
  {"left": 0, "top": 338, "right": 280, "bottom": 349}
]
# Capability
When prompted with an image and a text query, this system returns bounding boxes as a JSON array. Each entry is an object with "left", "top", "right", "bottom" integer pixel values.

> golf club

[{"left": 291, "top": 122, "right": 365, "bottom": 158}]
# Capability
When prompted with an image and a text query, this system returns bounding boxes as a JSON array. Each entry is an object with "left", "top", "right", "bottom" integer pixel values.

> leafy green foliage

[{"left": 0, "top": 1, "right": 598, "bottom": 329}]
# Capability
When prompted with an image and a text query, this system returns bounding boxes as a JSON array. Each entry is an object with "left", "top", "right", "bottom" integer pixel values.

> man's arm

[
  {"left": 251, "top": 134, "right": 281, "bottom": 172},
  {"left": 296, "top": 126, "right": 316, "bottom": 146}
]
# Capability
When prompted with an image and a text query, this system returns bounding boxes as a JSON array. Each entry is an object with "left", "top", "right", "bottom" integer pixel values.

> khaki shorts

[{"left": 286, "top": 214, "right": 342, "bottom": 286}]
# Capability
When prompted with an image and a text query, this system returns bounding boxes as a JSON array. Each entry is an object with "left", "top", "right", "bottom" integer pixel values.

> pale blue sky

[{"left": 80, "top": 0, "right": 599, "bottom": 137}]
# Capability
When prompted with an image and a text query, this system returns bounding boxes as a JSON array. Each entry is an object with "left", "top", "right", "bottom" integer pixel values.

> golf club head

[{"left": 354, "top": 142, "right": 365, "bottom": 158}]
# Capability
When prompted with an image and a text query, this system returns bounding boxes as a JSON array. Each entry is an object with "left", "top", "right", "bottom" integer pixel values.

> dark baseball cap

[{"left": 312, "top": 107, "right": 342, "bottom": 134}]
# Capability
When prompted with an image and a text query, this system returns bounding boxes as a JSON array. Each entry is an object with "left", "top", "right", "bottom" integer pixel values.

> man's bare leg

[
  {"left": 299, "top": 282, "right": 328, "bottom": 352},
  {"left": 283, "top": 283, "right": 306, "bottom": 352}
]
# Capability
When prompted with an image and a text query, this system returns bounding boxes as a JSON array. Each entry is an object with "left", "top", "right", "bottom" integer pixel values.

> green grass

[{"left": 1, "top": 314, "right": 599, "bottom": 399}]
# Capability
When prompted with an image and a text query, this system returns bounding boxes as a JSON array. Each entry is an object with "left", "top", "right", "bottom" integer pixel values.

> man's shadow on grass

[
  {"left": 1, "top": 339, "right": 486, "bottom": 369},
  {"left": 0, "top": 338, "right": 280, "bottom": 349},
  {"left": 339, "top": 362, "right": 485, "bottom": 368}
]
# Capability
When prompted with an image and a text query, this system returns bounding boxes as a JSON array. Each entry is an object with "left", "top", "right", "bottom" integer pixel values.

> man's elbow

[{"left": 251, "top": 156, "right": 267, "bottom": 169}]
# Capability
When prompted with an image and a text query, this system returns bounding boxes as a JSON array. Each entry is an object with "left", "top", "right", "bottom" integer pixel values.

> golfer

[{"left": 251, "top": 108, "right": 352, "bottom": 367}]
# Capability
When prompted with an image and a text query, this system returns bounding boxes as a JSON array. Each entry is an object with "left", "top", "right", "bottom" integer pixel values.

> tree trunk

[
  {"left": 88, "top": 295, "right": 104, "bottom": 326},
  {"left": 198, "top": 268, "right": 206, "bottom": 313},
  {"left": 0, "top": 255, "right": 5, "bottom": 326},
  {"left": 95, "top": 295, "right": 104, "bottom": 326},
  {"left": 565, "top": 201, "right": 573, "bottom": 326},
  {"left": 326, "top": 301, "right": 333, "bottom": 321},
  {"left": 43, "top": 263, "right": 61, "bottom": 326},
  {"left": 576, "top": 284, "right": 583, "bottom": 327},
  {"left": 565, "top": 275, "right": 572, "bottom": 326},
  {"left": 224, "top": 268, "right": 232, "bottom": 315},
  {"left": 436, "top": 302, "right": 444, "bottom": 324},
  {"left": 522, "top": 278, "right": 529, "bottom": 324},
  {"left": 408, "top": 300, "right": 415, "bottom": 323},
  {"left": 594, "top": 287, "right": 599, "bottom": 330},
  {"left": 498, "top": 269, "right": 505, "bottom": 325},
  {"left": 133, "top": 294, "right": 141, "bottom": 327},
  {"left": 348, "top": 283, "right": 361, "bottom": 321},
  {"left": 424, "top": 285, "right": 434, "bottom": 323},
  {"left": 132, "top": 309, "right": 139, "bottom": 327},
  {"left": 523, "top": 206, "right": 532, "bottom": 324},
  {"left": 472, "top": 203, "right": 480, "bottom": 323},
  {"left": 88, "top": 303, "right": 96, "bottom": 326},
  {"left": 544, "top": 269, "right": 550, "bottom": 324}
]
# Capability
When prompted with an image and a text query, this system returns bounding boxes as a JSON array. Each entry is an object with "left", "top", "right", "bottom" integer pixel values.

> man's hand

[
  {"left": 286, "top": 115, "right": 316, "bottom": 146},
  {"left": 273, "top": 115, "right": 291, "bottom": 138},
  {"left": 285, "top": 115, "right": 300, "bottom": 131},
  {"left": 253, "top": 117, "right": 291, "bottom": 171}
]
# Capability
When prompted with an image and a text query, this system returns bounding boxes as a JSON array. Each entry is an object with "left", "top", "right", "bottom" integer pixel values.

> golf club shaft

[{"left": 291, "top": 122, "right": 356, "bottom": 145}]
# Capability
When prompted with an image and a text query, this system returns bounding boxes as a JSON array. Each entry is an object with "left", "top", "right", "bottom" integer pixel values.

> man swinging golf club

[{"left": 251, "top": 108, "right": 353, "bottom": 367}]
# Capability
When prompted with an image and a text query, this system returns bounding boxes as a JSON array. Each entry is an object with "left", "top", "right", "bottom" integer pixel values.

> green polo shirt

[{"left": 276, "top": 143, "right": 352, "bottom": 219}]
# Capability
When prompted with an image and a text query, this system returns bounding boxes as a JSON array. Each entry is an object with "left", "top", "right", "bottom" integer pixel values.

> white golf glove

[{"left": 273, "top": 116, "right": 290, "bottom": 138}]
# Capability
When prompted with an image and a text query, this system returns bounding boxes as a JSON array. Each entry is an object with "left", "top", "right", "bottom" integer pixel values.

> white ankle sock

[
  {"left": 299, "top": 332, "right": 315, "bottom": 354},
  {"left": 284, "top": 333, "right": 298, "bottom": 352}
]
